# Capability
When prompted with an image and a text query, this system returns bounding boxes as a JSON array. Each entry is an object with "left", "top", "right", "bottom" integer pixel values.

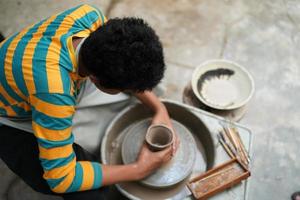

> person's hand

[
  {"left": 152, "top": 110, "right": 180, "bottom": 155},
  {"left": 135, "top": 144, "right": 172, "bottom": 180}
]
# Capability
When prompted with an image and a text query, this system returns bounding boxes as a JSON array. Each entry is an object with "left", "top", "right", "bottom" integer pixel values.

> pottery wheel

[{"left": 121, "top": 118, "right": 196, "bottom": 188}]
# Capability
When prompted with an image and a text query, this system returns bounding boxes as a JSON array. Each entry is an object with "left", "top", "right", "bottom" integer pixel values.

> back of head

[{"left": 81, "top": 18, "right": 165, "bottom": 92}]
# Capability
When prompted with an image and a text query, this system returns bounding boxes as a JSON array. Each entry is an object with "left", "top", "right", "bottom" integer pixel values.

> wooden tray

[{"left": 187, "top": 158, "right": 250, "bottom": 199}]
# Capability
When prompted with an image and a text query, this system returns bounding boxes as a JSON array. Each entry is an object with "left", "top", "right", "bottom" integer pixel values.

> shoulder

[
  {"left": 70, "top": 4, "right": 105, "bottom": 23},
  {"left": 68, "top": 4, "right": 106, "bottom": 30}
]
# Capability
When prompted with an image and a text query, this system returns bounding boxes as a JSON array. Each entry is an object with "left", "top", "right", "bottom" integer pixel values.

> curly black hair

[{"left": 80, "top": 17, "right": 165, "bottom": 92}]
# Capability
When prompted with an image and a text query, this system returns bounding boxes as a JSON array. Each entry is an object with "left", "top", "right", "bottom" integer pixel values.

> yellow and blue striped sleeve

[{"left": 30, "top": 93, "right": 102, "bottom": 193}]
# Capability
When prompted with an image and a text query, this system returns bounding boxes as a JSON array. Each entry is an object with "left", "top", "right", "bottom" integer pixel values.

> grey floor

[{"left": 0, "top": 0, "right": 300, "bottom": 200}]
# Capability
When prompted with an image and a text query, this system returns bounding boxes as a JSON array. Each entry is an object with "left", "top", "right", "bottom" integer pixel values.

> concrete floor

[{"left": 0, "top": 0, "right": 300, "bottom": 199}]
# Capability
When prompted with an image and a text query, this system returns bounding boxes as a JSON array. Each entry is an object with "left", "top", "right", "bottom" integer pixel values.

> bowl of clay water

[{"left": 191, "top": 60, "right": 254, "bottom": 110}]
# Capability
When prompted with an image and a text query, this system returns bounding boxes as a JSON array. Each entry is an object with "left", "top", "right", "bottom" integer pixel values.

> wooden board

[{"left": 188, "top": 158, "right": 250, "bottom": 199}]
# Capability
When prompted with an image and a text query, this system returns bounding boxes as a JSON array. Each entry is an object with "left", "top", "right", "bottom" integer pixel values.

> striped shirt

[{"left": 0, "top": 4, "right": 106, "bottom": 193}]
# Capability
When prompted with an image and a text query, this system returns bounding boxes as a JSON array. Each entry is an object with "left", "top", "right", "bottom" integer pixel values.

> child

[{"left": 0, "top": 4, "right": 178, "bottom": 199}]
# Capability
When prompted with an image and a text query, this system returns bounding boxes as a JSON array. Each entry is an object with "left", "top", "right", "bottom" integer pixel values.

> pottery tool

[
  {"left": 187, "top": 125, "right": 251, "bottom": 199},
  {"left": 217, "top": 135, "right": 235, "bottom": 159},
  {"left": 219, "top": 125, "right": 250, "bottom": 167},
  {"left": 219, "top": 131, "right": 236, "bottom": 156},
  {"left": 229, "top": 127, "right": 250, "bottom": 165},
  {"left": 188, "top": 158, "right": 250, "bottom": 200},
  {"left": 231, "top": 127, "right": 250, "bottom": 163}
]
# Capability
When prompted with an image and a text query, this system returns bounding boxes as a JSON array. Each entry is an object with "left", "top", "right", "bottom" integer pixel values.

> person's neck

[{"left": 72, "top": 37, "right": 90, "bottom": 77}]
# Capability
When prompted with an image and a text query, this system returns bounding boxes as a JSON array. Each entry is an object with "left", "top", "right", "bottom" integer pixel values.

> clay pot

[{"left": 145, "top": 124, "right": 173, "bottom": 151}]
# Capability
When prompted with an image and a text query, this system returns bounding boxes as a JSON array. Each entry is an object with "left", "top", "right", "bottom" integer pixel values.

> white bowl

[{"left": 191, "top": 60, "right": 254, "bottom": 110}]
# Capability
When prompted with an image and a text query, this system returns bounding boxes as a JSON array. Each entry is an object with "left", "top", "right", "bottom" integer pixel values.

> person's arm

[
  {"left": 30, "top": 93, "right": 102, "bottom": 193},
  {"left": 30, "top": 92, "right": 172, "bottom": 193},
  {"left": 134, "top": 91, "right": 170, "bottom": 124},
  {"left": 134, "top": 91, "right": 179, "bottom": 153}
]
